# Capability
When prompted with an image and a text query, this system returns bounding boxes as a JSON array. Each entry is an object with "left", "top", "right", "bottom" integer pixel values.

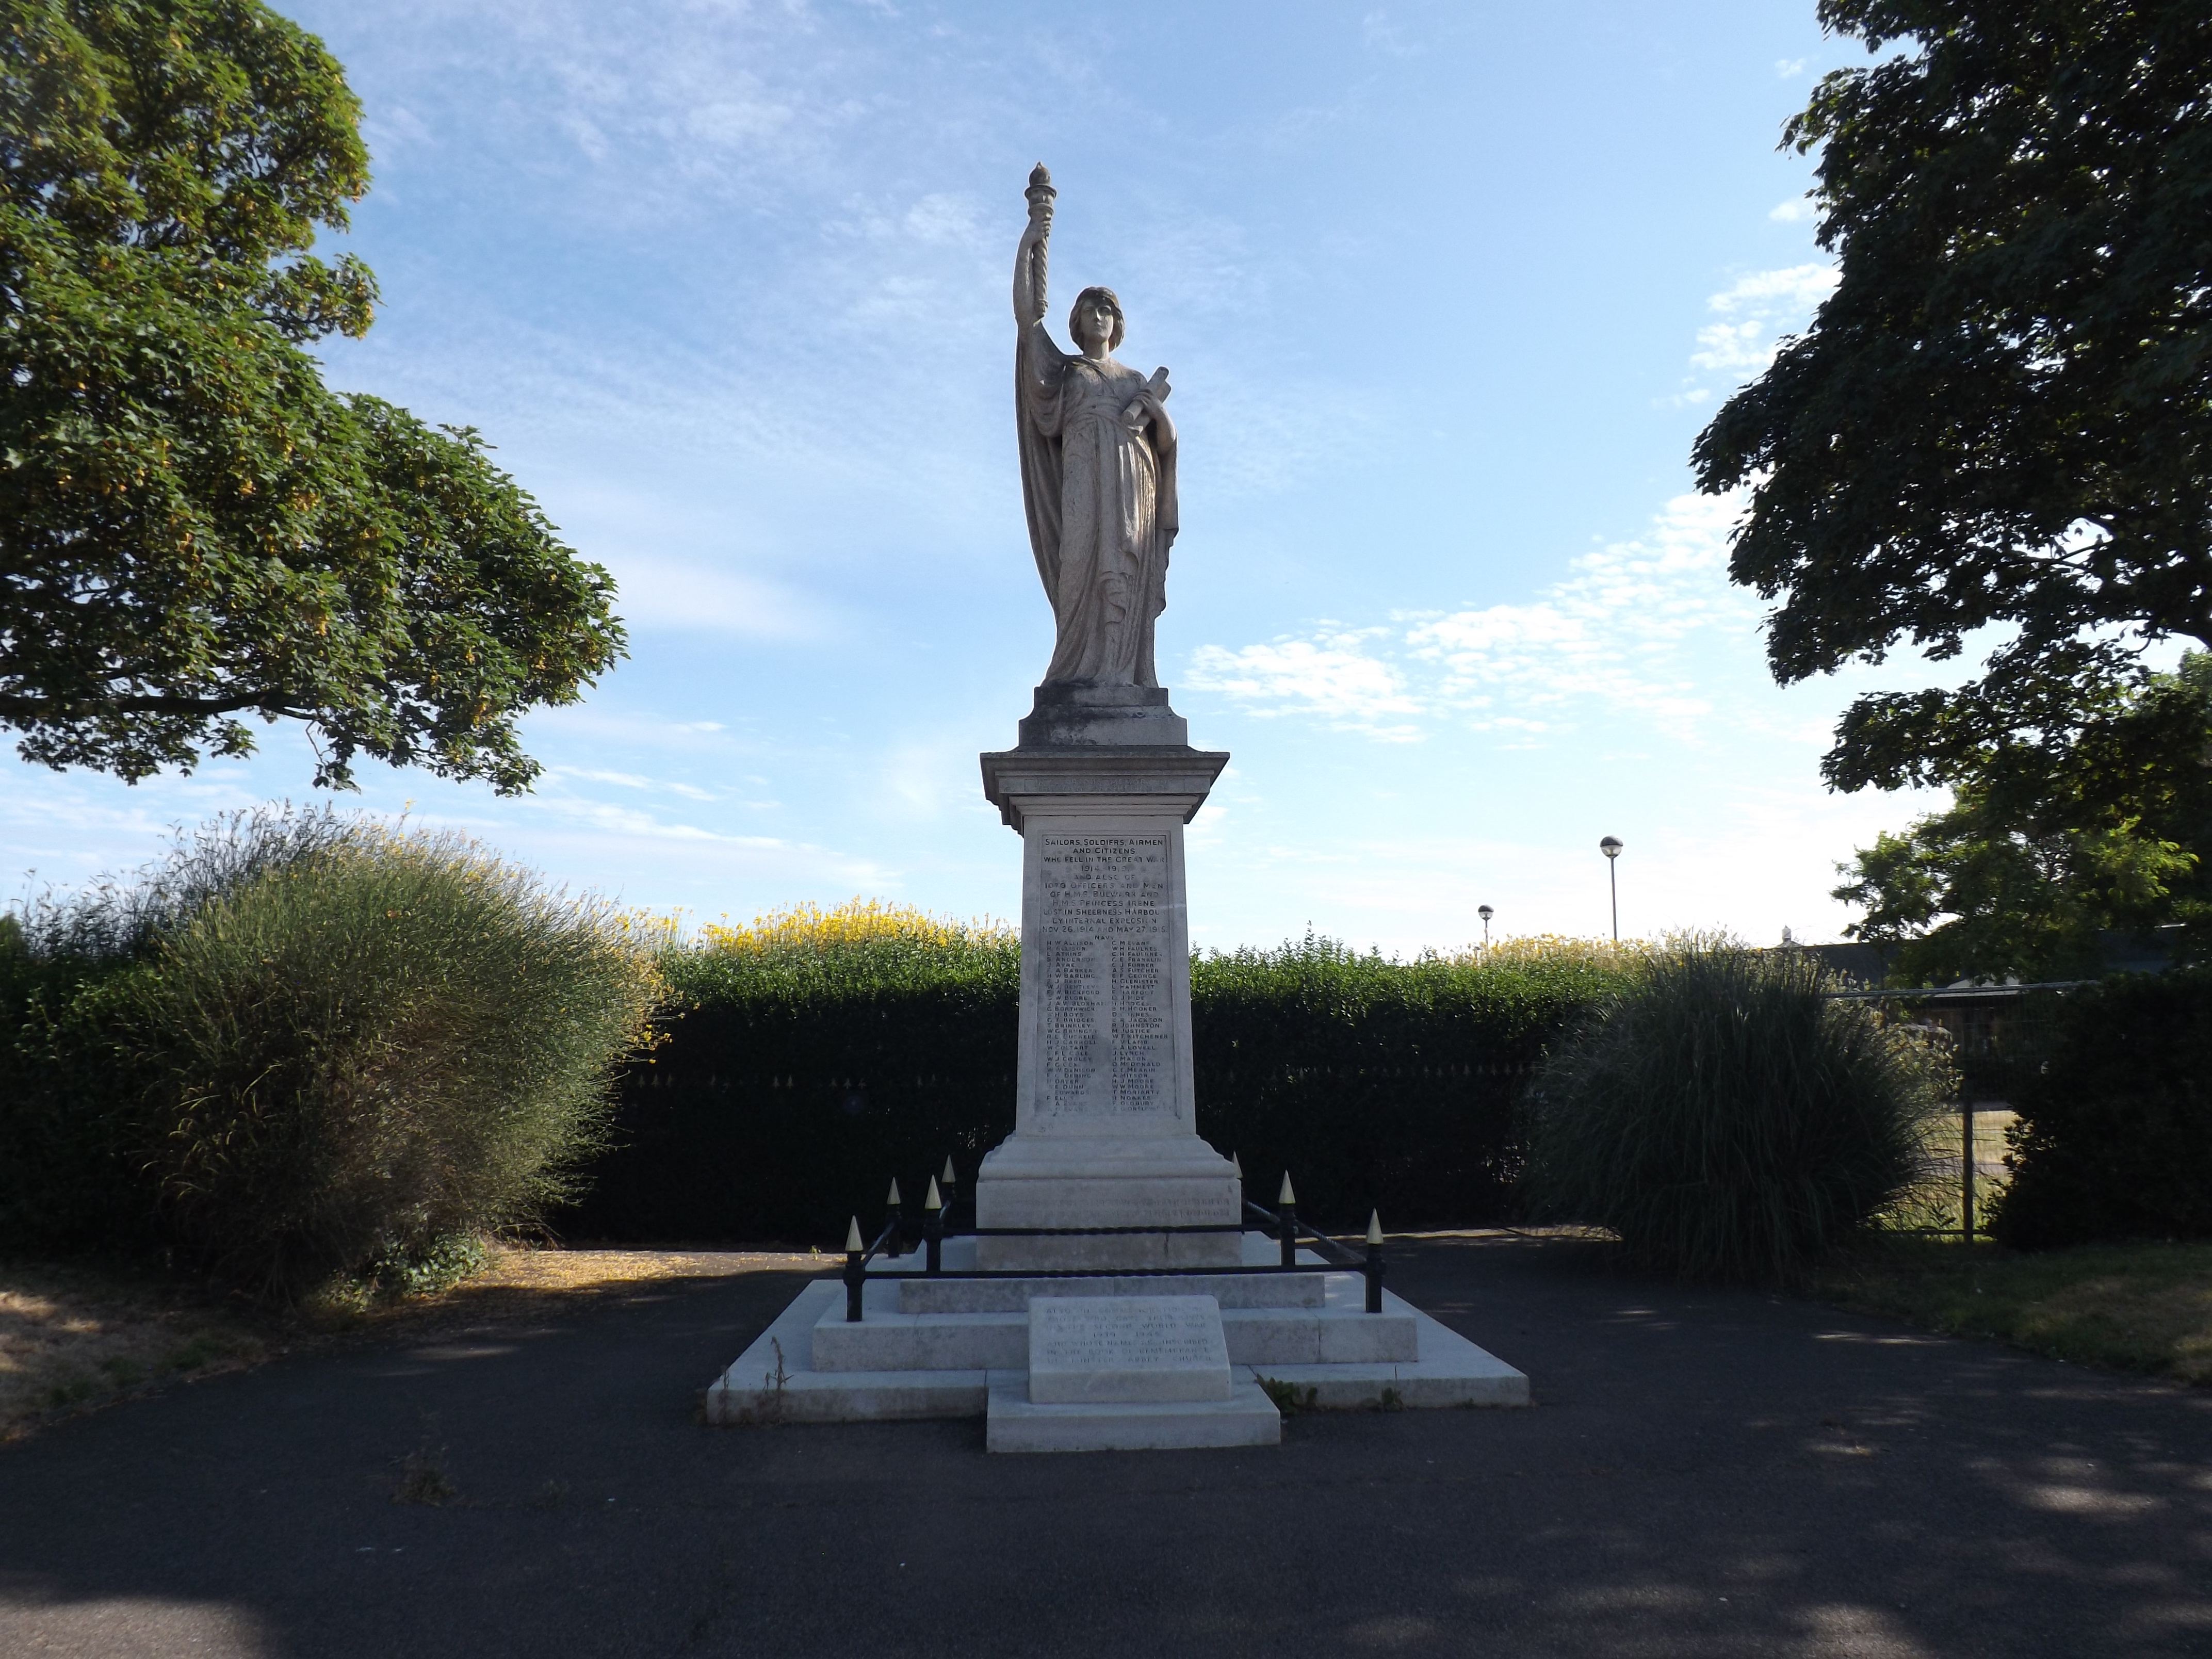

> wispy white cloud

[
  {"left": 1665, "top": 259, "right": 1836, "bottom": 405},
  {"left": 1186, "top": 630, "right": 1425, "bottom": 738},
  {"left": 1768, "top": 196, "right": 1815, "bottom": 224},
  {"left": 1186, "top": 492, "right": 1755, "bottom": 744},
  {"left": 1688, "top": 263, "right": 1837, "bottom": 379},
  {"left": 1776, "top": 57, "right": 1808, "bottom": 78}
]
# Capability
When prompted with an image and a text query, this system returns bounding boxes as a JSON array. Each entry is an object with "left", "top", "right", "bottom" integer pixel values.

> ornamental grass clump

[
  {"left": 1524, "top": 937, "right": 1951, "bottom": 1283},
  {"left": 6, "top": 807, "right": 661, "bottom": 1304}
]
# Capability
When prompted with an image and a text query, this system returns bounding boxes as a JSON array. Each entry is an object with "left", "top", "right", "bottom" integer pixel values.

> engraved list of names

[{"left": 1036, "top": 834, "right": 1175, "bottom": 1121}]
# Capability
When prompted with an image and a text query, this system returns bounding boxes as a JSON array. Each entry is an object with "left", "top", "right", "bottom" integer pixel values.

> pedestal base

[{"left": 973, "top": 1134, "right": 1242, "bottom": 1269}]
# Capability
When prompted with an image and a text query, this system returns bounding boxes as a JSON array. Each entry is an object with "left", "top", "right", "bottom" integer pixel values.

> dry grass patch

[
  {"left": 1818, "top": 1235, "right": 2212, "bottom": 1385},
  {"left": 1, "top": 1259, "right": 271, "bottom": 1439},
  {"left": 2, "top": 1244, "right": 823, "bottom": 1440}
]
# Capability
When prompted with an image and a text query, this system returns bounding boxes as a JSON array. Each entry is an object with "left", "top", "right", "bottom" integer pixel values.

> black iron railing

[{"left": 838, "top": 1171, "right": 1387, "bottom": 1320}]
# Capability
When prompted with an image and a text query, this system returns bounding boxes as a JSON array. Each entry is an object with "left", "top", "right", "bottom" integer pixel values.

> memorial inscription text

[
  {"left": 1036, "top": 834, "right": 1174, "bottom": 1120},
  {"left": 1030, "top": 1297, "right": 1226, "bottom": 1374}
]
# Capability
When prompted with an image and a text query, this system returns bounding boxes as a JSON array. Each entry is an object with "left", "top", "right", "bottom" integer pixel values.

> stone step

[
  {"left": 706, "top": 1280, "right": 1530, "bottom": 1425},
  {"left": 986, "top": 1380, "right": 1281, "bottom": 1453},
  {"left": 815, "top": 1271, "right": 1415, "bottom": 1372}
]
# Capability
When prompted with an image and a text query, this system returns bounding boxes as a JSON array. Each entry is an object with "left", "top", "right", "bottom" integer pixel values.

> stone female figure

[{"left": 1013, "top": 166, "right": 1179, "bottom": 689}]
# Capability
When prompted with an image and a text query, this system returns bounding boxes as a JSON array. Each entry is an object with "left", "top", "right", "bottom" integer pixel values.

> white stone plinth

[
  {"left": 702, "top": 1235, "right": 1534, "bottom": 1428},
  {"left": 974, "top": 737, "right": 1241, "bottom": 1270},
  {"left": 1027, "top": 1295, "right": 1231, "bottom": 1404}
]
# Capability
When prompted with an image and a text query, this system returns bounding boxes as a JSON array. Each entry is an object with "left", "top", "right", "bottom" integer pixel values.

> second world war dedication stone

[{"left": 1027, "top": 1295, "right": 1233, "bottom": 1404}]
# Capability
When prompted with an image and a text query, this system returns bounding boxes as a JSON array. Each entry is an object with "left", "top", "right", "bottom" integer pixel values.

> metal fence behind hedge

[{"left": 1828, "top": 981, "right": 2086, "bottom": 1240}]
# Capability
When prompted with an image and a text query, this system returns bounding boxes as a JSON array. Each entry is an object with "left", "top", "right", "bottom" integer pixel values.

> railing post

[
  {"left": 1363, "top": 1210, "right": 1386, "bottom": 1314},
  {"left": 1278, "top": 1173, "right": 1298, "bottom": 1268},
  {"left": 1961, "top": 1100, "right": 1976, "bottom": 1243},
  {"left": 843, "top": 1216, "right": 865, "bottom": 1322},
  {"left": 924, "top": 1176, "right": 944, "bottom": 1275},
  {"left": 940, "top": 1156, "right": 961, "bottom": 1232},
  {"left": 886, "top": 1176, "right": 903, "bottom": 1256}
]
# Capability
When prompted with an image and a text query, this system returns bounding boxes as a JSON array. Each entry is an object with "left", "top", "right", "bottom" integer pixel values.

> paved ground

[{"left": 2, "top": 1235, "right": 2208, "bottom": 1658}]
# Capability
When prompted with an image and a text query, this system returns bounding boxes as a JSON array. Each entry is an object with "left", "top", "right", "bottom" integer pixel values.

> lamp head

[{"left": 1599, "top": 836, "right": 1623, "bottom": 860}]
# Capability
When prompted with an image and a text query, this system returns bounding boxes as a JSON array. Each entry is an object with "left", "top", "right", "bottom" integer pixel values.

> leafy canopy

[
  {"left": 1834, "top": 652, "right": 2212, "bottom": 982},
  {"left": 1693, "top": 1, "right": 2212, "bottom": 795},
  {"left": 0, "top": 0, "right": 625, "bottom": 790}
]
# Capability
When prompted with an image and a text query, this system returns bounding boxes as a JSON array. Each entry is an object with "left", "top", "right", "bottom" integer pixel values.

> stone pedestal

[{"left": 974, "top": 686, "right": 1239, "bottom": 1270}]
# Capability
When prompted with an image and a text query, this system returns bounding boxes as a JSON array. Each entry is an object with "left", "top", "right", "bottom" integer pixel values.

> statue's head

[{"left": 1069, "top": 286, "right": 1124, "bottom": 354}]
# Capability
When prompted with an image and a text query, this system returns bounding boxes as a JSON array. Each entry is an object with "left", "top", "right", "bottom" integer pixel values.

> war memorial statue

[
  {"left": 705, "top": 169, "right": 1526, "bottom": 1448},
  {"left": 972, "top": 164, "right": 1241, "bottom": 1268},
  {"left": 1012, "top": 164, "right": 1178, "bottom": 691}
]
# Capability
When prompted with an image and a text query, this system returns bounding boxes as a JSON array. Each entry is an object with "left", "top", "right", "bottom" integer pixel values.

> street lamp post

[
  {"left": 1599, "top": 837, "right": 1623, "bottom": 942},
  {"left": 1477, "top": 904, "right": 1493, "bottom": 949}
]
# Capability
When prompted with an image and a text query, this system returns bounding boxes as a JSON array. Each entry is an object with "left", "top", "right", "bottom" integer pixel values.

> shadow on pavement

[{"left": 3, "top": 1238, "right": 2209, "bottom": 1658}]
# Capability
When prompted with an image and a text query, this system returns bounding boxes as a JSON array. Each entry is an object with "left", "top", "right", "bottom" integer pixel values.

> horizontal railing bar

[
  {"left": 856, "top": 1265, "right": 1345, "bottom": 1280},
  {"left": 1244, "top": 1198, "right": 1369, "bottom": 1266},
  {"left": 956, "top": 1223, "right": 1249, "bottom": 1237},
  {"left": 1824, "top": 981, "right": 2094, "bottom": 1000},
  {"left": 1298, "top": 1234, "right": 1365, "bottom": 1266},
  {"left": 857, "top": 1219, "right": 900, "bottom": 1271}
]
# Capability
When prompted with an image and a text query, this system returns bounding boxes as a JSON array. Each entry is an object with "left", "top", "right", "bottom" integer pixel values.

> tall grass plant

[
  {"left": 2, "top": 808, "right": 660, "bottom": 1303},
  {"left": 1525, "top": 937, "right": 1952, "bottom": 1282}
]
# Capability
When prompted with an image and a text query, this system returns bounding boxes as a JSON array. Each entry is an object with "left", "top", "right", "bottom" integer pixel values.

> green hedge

[
  {"left": 1992, "top": 971, "right": 2212, "bottom": 1248},
  {"left": 559, "top": 932, "right": 1635, "bottom": 1244}
]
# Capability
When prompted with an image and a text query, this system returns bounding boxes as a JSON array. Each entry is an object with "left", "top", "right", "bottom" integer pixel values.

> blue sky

[{"left": 5, "top": 1, "right": 1958, "bottom": 952}]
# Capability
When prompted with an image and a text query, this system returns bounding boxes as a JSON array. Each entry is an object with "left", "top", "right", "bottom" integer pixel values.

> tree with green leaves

[
  {"left": 1, "top": 0, "right": 624, "bottom": 791},
  {"left": 1693, "top": 1, "right": 2212, "bottom": 803},
  {"left": 1833, "top": 652, "right": 2212, "bottom": 983}
]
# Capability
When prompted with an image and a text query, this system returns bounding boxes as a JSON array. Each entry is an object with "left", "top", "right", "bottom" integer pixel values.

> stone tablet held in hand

[{"left": 1027, "top": 1294, "right": 1232, "bottom": 1404}]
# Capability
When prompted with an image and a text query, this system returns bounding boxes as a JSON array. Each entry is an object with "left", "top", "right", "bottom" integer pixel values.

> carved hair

[{"left": 1069, "top": 286, "right": 1125, "bottom": 351}]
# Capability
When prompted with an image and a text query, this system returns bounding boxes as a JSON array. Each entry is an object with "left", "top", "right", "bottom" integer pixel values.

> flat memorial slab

[{"left": 1028, "top": 1294, "right": 1230, "bottom": 1404}]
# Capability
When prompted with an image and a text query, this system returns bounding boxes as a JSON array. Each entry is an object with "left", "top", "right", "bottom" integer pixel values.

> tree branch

[{"left": 0, "top": 689, "right": 300, "bottom": 720}]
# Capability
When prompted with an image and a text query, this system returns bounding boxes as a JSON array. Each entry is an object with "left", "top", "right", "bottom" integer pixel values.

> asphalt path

[{"left": 2, "top": 1236, "right": 2208, "bottom": 1658}]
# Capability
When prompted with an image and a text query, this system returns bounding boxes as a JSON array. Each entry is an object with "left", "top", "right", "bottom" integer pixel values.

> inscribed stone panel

[
  {"left": 1027, "top": 1295, "right": 1232, "bottom": 1403},
  {"left": 1035, "top": 834, "right": 1175, "bottom": 1122}
]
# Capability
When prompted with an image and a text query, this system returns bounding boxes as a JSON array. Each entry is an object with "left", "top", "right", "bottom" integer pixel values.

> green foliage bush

[
  {"left": 563, "top": 921, "right": 1635, "bottom": 1243},
  {"left": 1523, "top": 939, "right": 1951, "bottom": 1282},
  {"left": 1992, "top": 972, "right": 2212, "bottom": 1248},
  {"left": 0, "top": 809, "right": 659, "bottom": 1302}
]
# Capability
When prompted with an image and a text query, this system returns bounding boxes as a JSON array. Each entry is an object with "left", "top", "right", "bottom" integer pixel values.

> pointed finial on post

[
  {"left": 1231, "top": 1151, "right": 1243, "bottom": 1180},
  {"left": 843, "top": 1216, "right": 866, "bottom": 1321},
  {"left": 1362, "top": 1210, "right": 1386, "bottom": 1313},
  {"left": 1277, "top": 1173, "right": 1298, "bottom": 1268},
  {"left": 922, "top": 1177, "right": 945, "bottom": 1274},
  {"left": 941, "top": 1155, "right": 957, "bottom": 1187},
  {"left": 1278, "top": 1172, "right": 1296, "bottom": 1206},
  {"left": 886, "top": 1177, "right": 901, "bottom": 1207}
]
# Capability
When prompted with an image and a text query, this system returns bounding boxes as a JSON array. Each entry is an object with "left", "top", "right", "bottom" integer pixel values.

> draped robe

[{"left": 1015, "top": 324, "right": 1179, "bottom": 688}]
